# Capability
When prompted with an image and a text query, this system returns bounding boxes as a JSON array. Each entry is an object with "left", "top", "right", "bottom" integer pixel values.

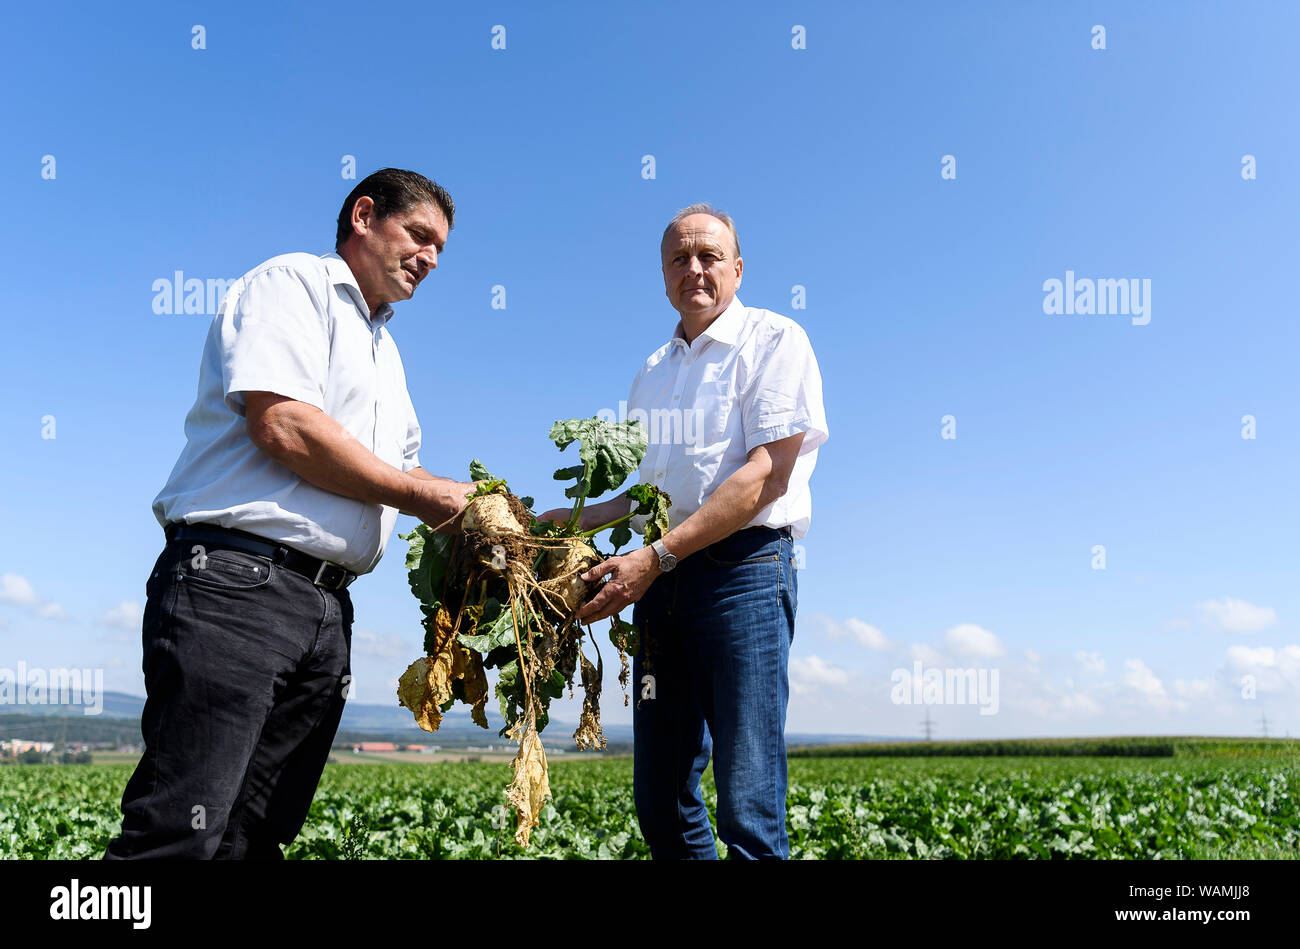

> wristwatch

[{"left": 651, "top": 539, "right": 677, "bottom": 572}]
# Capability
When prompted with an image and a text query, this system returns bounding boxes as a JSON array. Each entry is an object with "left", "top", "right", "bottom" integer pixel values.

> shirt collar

[
  {"left": 321, "top": 251, "right": 394, "bottom": 327},
  {"left": 671, "top": 295, "right": 746, "bottom": 350}
]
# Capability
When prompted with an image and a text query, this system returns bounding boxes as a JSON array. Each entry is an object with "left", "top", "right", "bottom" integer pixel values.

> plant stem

[
  {"left": 567, "top": 495, "right": 586, "bottom": 533},
  {"left": 581, "top": 512, "right": 634, "bottom": 538}
]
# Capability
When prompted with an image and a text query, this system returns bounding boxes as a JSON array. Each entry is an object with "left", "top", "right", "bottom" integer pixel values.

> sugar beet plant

[{"left": 396, "top": 417, "right": 669, "bottom": 847}]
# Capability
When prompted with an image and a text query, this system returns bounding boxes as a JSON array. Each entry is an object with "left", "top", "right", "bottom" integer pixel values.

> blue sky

[{"left": 1, "top": 1, "right": 1297, "bottom": 739}]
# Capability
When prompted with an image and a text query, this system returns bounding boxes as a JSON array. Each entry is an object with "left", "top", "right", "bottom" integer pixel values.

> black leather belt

[
  {"left": 164, "top": 522, "right": 357, "bottom": 590},
  {"left": 739, "top": 525, "right": 793, "bottom": 540}
]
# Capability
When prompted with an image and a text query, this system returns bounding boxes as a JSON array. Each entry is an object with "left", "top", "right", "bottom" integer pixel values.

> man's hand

[
  {"left": 576, "top": 545, "right": 660, "bottom": 623},
  {"left": 537, "top": 507, "right": 570, "bottom": 527},
  {"left": 406, "top": 475, "right": 478, "bottom": 533},
  {"left": 537, "top": 492, "right": 630, "bottom": 533}
]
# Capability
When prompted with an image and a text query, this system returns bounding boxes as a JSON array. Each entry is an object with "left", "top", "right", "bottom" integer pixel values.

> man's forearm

[
  {"left": 576, "top": 491, "right": 633, "bottom": 532},
  {"left": 657, "top": 461, "right": 774, "bottom": 562},
  {"left": 252, "top": 403, "right": 469, "bottom": 522}
]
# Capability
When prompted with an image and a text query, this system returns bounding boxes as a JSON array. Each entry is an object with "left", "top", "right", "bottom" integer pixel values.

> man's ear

[{"left": 351, "top": 195, "right": 375, "bottom": 238}]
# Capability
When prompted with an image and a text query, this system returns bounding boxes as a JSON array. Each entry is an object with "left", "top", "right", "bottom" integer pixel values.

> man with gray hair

[{"left": 543, "top": 203, "right": 829, "bottom": 859}]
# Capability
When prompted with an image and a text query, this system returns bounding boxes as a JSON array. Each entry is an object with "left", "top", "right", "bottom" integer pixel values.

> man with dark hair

[
  {"left": 334, "top": 168, "right": 455, "bottom": 251},
  {"left": 106, "top": 168, "right": 470, "bottom": 859}
]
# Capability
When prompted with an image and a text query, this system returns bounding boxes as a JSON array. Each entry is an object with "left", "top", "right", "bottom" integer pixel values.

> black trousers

[{"left": 104, "top": 535, "right": 353, "bottom": 859}]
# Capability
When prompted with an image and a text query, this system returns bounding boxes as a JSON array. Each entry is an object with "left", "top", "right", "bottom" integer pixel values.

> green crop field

[{"left": 2, "top": 750, "right": 1298, "bottom": 859}]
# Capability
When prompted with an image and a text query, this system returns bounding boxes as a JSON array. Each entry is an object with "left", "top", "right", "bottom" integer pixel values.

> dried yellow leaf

[
  {"left": 505, "top": 711, "right": 551, "bottom": 848},
  {"left": 397, "top": 605, "right": 478, "bottom": 733},
  {"left": 396, "top": 657, "right": 442, "bottom": 732},
  {"left": 573, "top": 653, "right": 606, "bottom": 751}
]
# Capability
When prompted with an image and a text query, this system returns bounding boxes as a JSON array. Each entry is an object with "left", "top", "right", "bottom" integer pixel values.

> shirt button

[{"left": 673, "top": 394, "right": 680, "bottom": 401}]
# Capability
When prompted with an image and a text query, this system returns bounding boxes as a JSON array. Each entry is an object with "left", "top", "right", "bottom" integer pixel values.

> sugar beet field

[{"left": 3, "top": 740, "right": 1299, "bottom": 859}]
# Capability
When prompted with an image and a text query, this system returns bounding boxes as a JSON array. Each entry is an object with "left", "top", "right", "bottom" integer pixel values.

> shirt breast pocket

[{"left": 688, "top": 379, "right": 734, "bottom": 452}]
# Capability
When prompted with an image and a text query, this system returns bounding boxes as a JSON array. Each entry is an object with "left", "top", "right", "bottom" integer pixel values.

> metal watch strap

[{"left": 652, "top": 539, "right": 677, "bottom": 572}]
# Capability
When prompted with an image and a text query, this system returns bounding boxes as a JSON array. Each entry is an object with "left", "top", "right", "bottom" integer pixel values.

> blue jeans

[{"left": 631, "top": 526, "right": 798, "bottom": 859}]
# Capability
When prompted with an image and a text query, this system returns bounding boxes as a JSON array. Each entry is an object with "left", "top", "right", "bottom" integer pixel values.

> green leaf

[
  {"left": 496, "top": 659, "right": 521, "bottom": 725},
  {"left": 626, "top": 483, "right": 671, "bottom": 544},
  {"left": 549, "top": 417, "right": 648, "bottom": 500},
  {"left": 457, "top": 598, "right": 517, "bottom": 653},
  {"left": 609, "top": 522, "right": 631, "bottom": 552},
  {"left": 542, "top": 668, "right": 566, "bottom": 700},
  {"left": 401, "top": 525, "right": 455, "bottom": 609},
  {"left": 609, "top": 616, "right": 639, "bottom": 656},
  {"left": 469, "top": 459, "right": 495, "bottom": 481}
]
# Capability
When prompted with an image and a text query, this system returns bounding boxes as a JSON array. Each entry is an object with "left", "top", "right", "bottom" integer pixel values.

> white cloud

[
  {"left": 1198, "top": 598, "right": 1277, "bottom": 633},
  {"left": 816, "top": 615, "right": 892, "bottom": 650},
  {"left": 0, "top": 574, "right": 39, "bottom": 606},
  {"left": 1171, "top": 678, "right": 1214, "bottom": 703},
  {"left": 1221, "top": 644, "right": 1300, "bottom": 700},
  {"left": 910, "top": 642, "right": 945, "bottom": 665},
  {"left": 1226, "top": 645, "right": 1278, "bottom": 668},
  {"left": 841, "top": 618, "right": 890, "bottom": 650},
  {"left": 789, "top": 655, "right": 851, "bottom": 695},
  {"left": 1075, "top": 650, "right": 1106, "bottom": 675},
  {"left": 0, "top": 573, "right": 67, "bottom": 621},
  {"left": 1060, "top": 692, "right": 1102, "bottom": 715},
  {"left": 1122, "top": 658, "right": 1166, "bottom": 702},
  {"left": 101, "top": 600, "right": 143, "bottom": 630},
  {"left": 944, "top": 623, "right": 1005, "bottom": 659},
  {"left": 1024, "top": 649, "right": 1041, "bottom": 665}
]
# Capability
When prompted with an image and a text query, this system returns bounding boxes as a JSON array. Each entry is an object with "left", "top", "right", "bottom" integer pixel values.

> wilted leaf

[
  {"left": 397, "top": 605, "right": 484, "bottom": 733},
  {"left": 574, "top": 652, "right": 606, "bottom": 752},
  {"left": 505, "top": 710, "right": 551, "bottom": 848},
  {"left": 462, "top": 650, "right": 490, "bottom": 729}
]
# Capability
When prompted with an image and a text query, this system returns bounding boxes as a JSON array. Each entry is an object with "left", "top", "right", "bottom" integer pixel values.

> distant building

[
  {"left": 1, "top": 739, "right": 56, "bottom": 756},
  {"left": 352, "top": 742, "right": 397, "bottom": 753}
]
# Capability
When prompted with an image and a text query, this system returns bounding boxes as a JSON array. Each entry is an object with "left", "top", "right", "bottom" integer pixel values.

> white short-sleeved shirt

[
  {"left": 625, "top": 295, "right": 828, "bottom": 539},
  {"left": 152, "top": 251, "right": 422, "bottom": 575}
]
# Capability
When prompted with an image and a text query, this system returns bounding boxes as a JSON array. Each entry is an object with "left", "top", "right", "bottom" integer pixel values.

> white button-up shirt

[
  {"left": 152, "top": 251, "right": 422, "bottom": 575},
  {"left": 625, "top": 295, "right": 828, "bottom": 539}
]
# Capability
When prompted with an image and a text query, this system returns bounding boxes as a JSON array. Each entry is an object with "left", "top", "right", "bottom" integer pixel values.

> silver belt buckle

[{"left": 313, "top": 561, "right": 344, "bottom": 590}]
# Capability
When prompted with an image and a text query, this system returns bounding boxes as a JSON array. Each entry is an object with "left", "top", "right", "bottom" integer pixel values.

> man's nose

[
  {"left": 416, "top": 246, "right": 437, "bottom": 275},
  {"left": 686, "top": 255, "right": 704, "bottom": 275}
]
